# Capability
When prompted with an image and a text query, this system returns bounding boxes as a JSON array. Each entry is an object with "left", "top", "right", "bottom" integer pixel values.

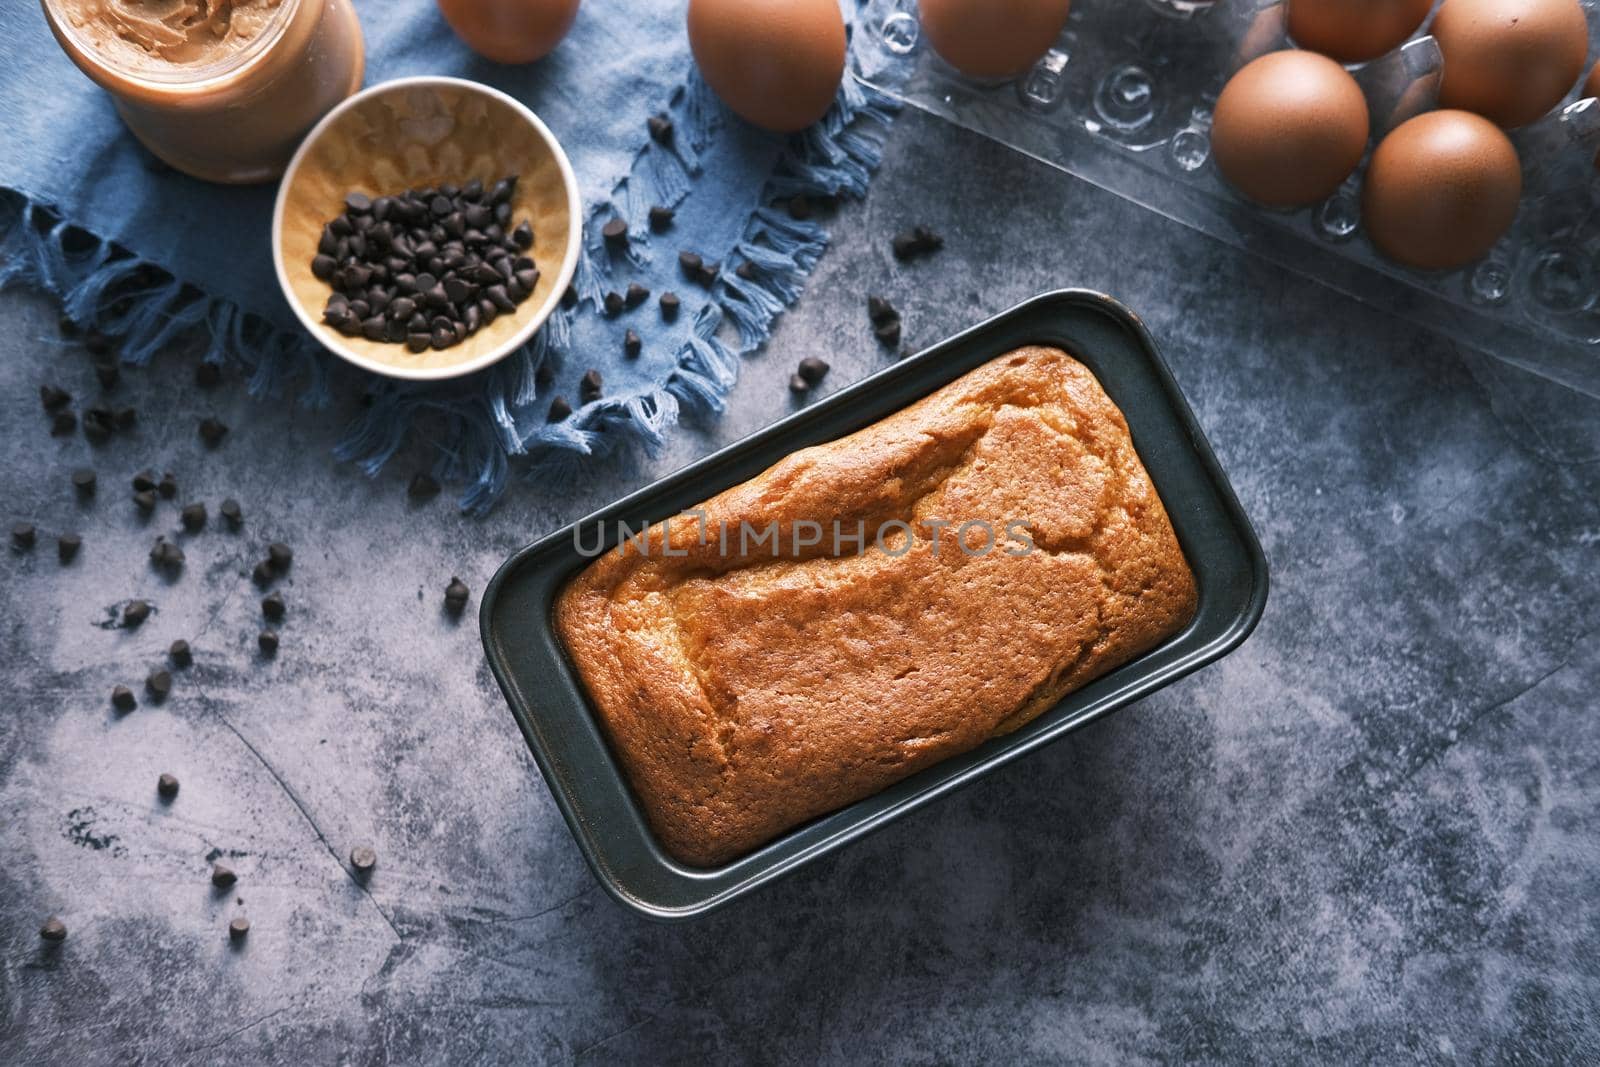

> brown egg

[
  {"left": 688, "top": 0, "right": 846, "bottom": 133},
  {"left": 919, "top": 0, "right": 1073, "bottom": 80},
  {"left": 1433, "top": 0, "right": 1591, "bottom": 128},
  {"left": 1286, "top": 0, "right": 1434, "bottom": 64},
  {"left": 1211, "top": 51, "right": 1370, "bottom": 208},
  {"left": 1362, "top": 110, "right": 1522, "bottom": 270},
  {"left": 436, "top": 0, "right": 581, "bottom": 64}
]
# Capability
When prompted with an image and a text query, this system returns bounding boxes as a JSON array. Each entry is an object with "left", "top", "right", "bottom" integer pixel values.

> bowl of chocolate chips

[{"left": 273, "top": 76, "right": 581, "bottom": 380}]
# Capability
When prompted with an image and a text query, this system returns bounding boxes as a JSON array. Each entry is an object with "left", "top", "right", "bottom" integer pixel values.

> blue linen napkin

[{"left": 0, "top": 0, "right": 895, "bottom": 511}]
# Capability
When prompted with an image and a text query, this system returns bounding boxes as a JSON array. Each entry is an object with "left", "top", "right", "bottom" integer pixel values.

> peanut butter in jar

[{"left": 42, "top": 0, "right": 365, "bottom": 184}]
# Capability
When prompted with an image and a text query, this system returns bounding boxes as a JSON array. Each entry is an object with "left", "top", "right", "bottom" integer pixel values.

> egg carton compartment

[{"left": 852, "top": 0, "right": 1600, "bottom": 397}]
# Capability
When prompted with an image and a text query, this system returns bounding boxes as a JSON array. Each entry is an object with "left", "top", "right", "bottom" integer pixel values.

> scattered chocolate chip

[
  {"left": 601, "top": 217, "right": 628, "bottom": 247},
  {"left": 57, "top": 534, "right": 81, "bottom": 564},
  {"left": 875, "top": 320, "right": 902, "bottom": 347},
  {"left": 71, "top": 468, "right": 96, "bottom": 496},
  {"left": 678, "top": 250, "right": 703, "bottom": 277},
  {"left": 196, "top": 361, "right": 222, "bottom": 387},
  {"left": 150, "top": 538, "right": 184, "bottom": 570},
  {"left": 40, "top": 384, "right": 71, "bottom": 411},
  {"left": 12, "top": 522, "right": 36, "bottom": 549},
  {"left": 261, "top": 591, "right": 286, "bottom": 621},
  {"left": 624, "top": 330, "right": 642, "bottom": 358},
  {"left": 169, "top": 639, "right": 192, "bottom": 668},
  {"left": 735, "top": 261, "right": 757, "bottom": 281},
  {"left": 267, "top": 542, "right": 293, "bottom": 571},
  {"left": 648, "top": 205, "right": 675, "bottom": 232},
  {"left": 892, "top": 225, "right": 944, "bottom": 261},
  {"left": 867, "top": 295, "right": 899, "bottom": 324},
  {"left": 258, "top": 630, "right": 279, "bottom": 656},
  {"left": 561, "top": 285, "right": 578, "bottom": 309},
  {"left": 84, "top": 331, "right": 112, "bottom": 358},
  {"left": 535, "top": 360, "right": 555, "bottom": 388},
  {"left": 798, "top": 357, "right": 830, "bottom": 385},
  {"left": 697, "top": 260, "right": 720, "bottom": 286},
  {"left": 132, "top": 470, "right": 157, "bottom": 493},
  {"left": 157, "top": 472, "right": 178, "bottom": 500},
  {"left": 787, "top": 195, "right": 813, "bottom": 221},
  {"left": 647, "top": 113, "right": 674, "bottom": 144},
  {"left": 40, "top": 917, "right": 67, "bottom": 943},
  {"left": 199, "top": 418, "right": 228, "bottom": 447},
  {"left": 118, "top": 407, "right": 137, "bottom": 429},
  {"left": 350, "top": 845, "right": 378, "bottom": 875},
  {"left": 659, "top": 291, "right": 680, "bottom": 321},
  {"left": 180, "top": 502, "right": 206, "bottom": 532},
  {"left": 229, "top": 916, "right": 250, "bottom": 940},
  {"left": 134, "top": 489, "right": 157, "bottom": 514},
  {"left": 212, "top": 863, "right": 237, "bottom": 888},
  {"left": 146, "top": 669, "right": 172, "bottom": 702},
  {"left": 220, "top": 498, "right": 242, "bottom": 529},
  {"left": 789, "top": 373, "right": 811, "bottom": 395},
  {"left": 252, "top": 560, "right": 275, "bottom": 587},
  {"left": 579, "top": 369, "right": 603, "bottom": 403},
  {"left": 112, "top": 685, "right": 137, "bottom": 712},
  {"left": 81, "top": 409, "right": 113, "bottom": 444},
  {"left": 548, "top": 396, "right": 572, "bottom": 422},
  {"left": 59, "top": 315, "right": 79, "bottom": 338},
  {"left": 157, "top": 773, "right": 180, "bottom": 799},
  {"left": 603, "top": 290, "right": 625, "bottom": 316},
  {"left": 95, "top": 362, "right": 120, "bottom": 390},
  {"left": 624, "top": 283, "right": 649, "bottom": 309},
  {"left": 444, "top": 576, "right": 470, "bottom": 614},
  {"left": 50, "top": 410, "right": 77, "bottom": 436},
  {"left": 123, "top": 600, "right": 150, "bottom": 627},
  {"left": 407, "top": 472, "right": 440, "bottom": 500}
]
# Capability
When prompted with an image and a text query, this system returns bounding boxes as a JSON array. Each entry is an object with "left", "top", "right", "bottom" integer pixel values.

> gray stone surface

[{"left": 3, "top": 109, "right": 1599, "bottom": 1065}]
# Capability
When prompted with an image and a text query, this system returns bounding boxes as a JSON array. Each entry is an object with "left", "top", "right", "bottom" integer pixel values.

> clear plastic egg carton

[{"left": 851, "top": 0, "right": 1600, "bottom": 397}]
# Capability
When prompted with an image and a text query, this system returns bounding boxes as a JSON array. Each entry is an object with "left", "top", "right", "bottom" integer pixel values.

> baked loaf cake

[{"left": 556, "top": 346, "right": 1197, "bottom": 866}]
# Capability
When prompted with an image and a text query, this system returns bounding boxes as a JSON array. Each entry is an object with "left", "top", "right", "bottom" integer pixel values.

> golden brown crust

[{"left": 555, "top": 347, "right": 1197, "bottom": 866}]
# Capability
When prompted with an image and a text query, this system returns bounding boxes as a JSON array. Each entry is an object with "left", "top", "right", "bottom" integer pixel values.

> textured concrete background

[{"left": 3, "top": 109, "right": 1599, "bottom": 1065}]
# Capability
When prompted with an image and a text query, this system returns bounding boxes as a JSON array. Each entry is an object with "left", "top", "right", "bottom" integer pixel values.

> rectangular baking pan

[{"left": 481, "top": 289, "right": 1269, "bottom": 920}]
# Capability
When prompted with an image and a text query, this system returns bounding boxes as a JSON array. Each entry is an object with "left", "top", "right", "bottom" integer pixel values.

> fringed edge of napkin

[{"left": 0, "top": 74, "right": 897, "bottom": 515}]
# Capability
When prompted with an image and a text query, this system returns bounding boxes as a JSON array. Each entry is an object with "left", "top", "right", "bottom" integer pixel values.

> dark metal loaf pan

[{"left": 480, "top": 289, "right": 1269, "bottom": 920}]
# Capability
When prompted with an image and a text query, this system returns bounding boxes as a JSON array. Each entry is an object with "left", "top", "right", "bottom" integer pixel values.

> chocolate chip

[
  {"left": 867, "top": 295, "right": 898, "bottom": 324},
  {"left": 512, "top": 221, "right": 533, "bottom": 249},
  {"left": 169, "top": 639, "right": 192, "bottom": 667},
  {"left": 312, "top": 254, "right": 337, "bottom": 280},
  {"left": 116, "top": 407, "right": 137, "bottom": 430},
  {"left": 601, "top": 217, "right": 628, "bottom": 247},
  {"left": 12, "top": 522, "right": 34, "bottom": 550},
  {"left": 84, "top": 330, "right": 112, "bottom": 357},
  {"left": 444, "top": 576, "right": 470, "bottom": 614},
  {"left": 346, "top": 191, "right": 372, "bottom": 213},
  {"left": 678, "top": 250, "right": 703, "bottom": 277},
  {"left": 624, "top": 330, "right": 641, "bottom": 358},
  {"left": 515, "top": 268, "right": 539, "bottom": 293},
  {"left": 798, "top": 357, "right": 830, "bottom": 385},
  {"left": 892, "top": 225, "right": 944, "bottom": 260},
  {"left": 40, "top": 917, "right": 66, "bottom": 943},
  {"left": 81, "top": 409, "right": 112, "bottom": 444},
  {"left": 548, "top": 396, "right": 572, "bottom": 422},
  {"left": 229, "top": 916, "right": 250, "bottom": 940},
  {"left": 150, "top": 538, "right": 184, "bottom": 570},
  {"left": 659, "top": 291, "right": 680, "bottom": 320},
  {"left": 787, "top": 195, "right": 812, "bottom": 221},
  {"left": 258, "top": 630, "right": 279, "bottom": 656},
  {"left": 212, "top": 864, "right": 237, "bottom": 888},
  {"left": 40, "top": 384, "right": 70, "bottom": 411},
  {"left": 789, "top": 373, "right": 811, "bottom": 395},
  {"left": 158, "top": 472, "right": 177, "bottom": 499},
  {"left": 261, "top": 591, "right": 285, "bottom": 621},
  {"left": 180, "top": 502, "right": 206, "bottom": 532},
  {"left": 267, "top": 542, "right": 293, "bottom": 571},
  {"left": 157, "top": 773, "right": 179, "bottom": 799},
  {"left": 350, "top": 846, "right": 377, "bottom": 875},
  {"left": 95, "top": 362, "right": 120, "bottom": 390},
  {"left": 146, "top": 669, "right": 171, "bottom": 701},
  {"left": 134, "top": 489, "right": 157, "bottom": 514},
  {"left": 696, "top": 260, "right": 720, "bottom": 286},
  {"left": 57, "top": 534, "right": 81, "bottom": 564},
  {"left": 123, "top": 600, "right": 150, "bottom": 627},
  {"left": 624, "top": 283, "right": 649, "bottom": 309},
  {"left": 561, "top": 285, "right": 578, "bottom": 309},
  {"left": 875, "top": 320, "right": 902, "bottom": 347},
  {"left": 647, "top": 114, "right": 674, "bottom": 144},
  {"left": 199, "top": 418, "right": 228, "bottom": 447},
  {"left": 112, "top": 685, "right": 136, "bottom": 712},
  {"left": 487, "top": 285, "right": 516, "bottom": 313},
  {"left": 252, "top": 560, "right": 275, "bottom": 587},
  {"left": 408, "top": 472, "right": 440, "bottom": 500},
  {"left": 648, "top": 205, "right": 675, "bottom": 232},
  {"left": 220, "top": 498, "right": 242, "bottom": 529},
  {"left": 735, "top": 261, "right": 756, "bottom": 281},
  {"left": 603, "top": 290, "right": 625, "bottom": 316},
  {"left": 535, "top": 360, "right": 555, "bottom": 388},
  {"left": 71, "top": 468, "right": 96, "bottom": 496},
  {"left": 51, "top": 410, "right": 76, "bottom": 436},
  {"left": 580, "top": 369, "right": 603, "bottom": 403},
  {"left": 406, "top": 333, "right": 430, "bottom": 353},
  {"left": 196, "top": 361, "right": 222, "bottom": 387}
]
